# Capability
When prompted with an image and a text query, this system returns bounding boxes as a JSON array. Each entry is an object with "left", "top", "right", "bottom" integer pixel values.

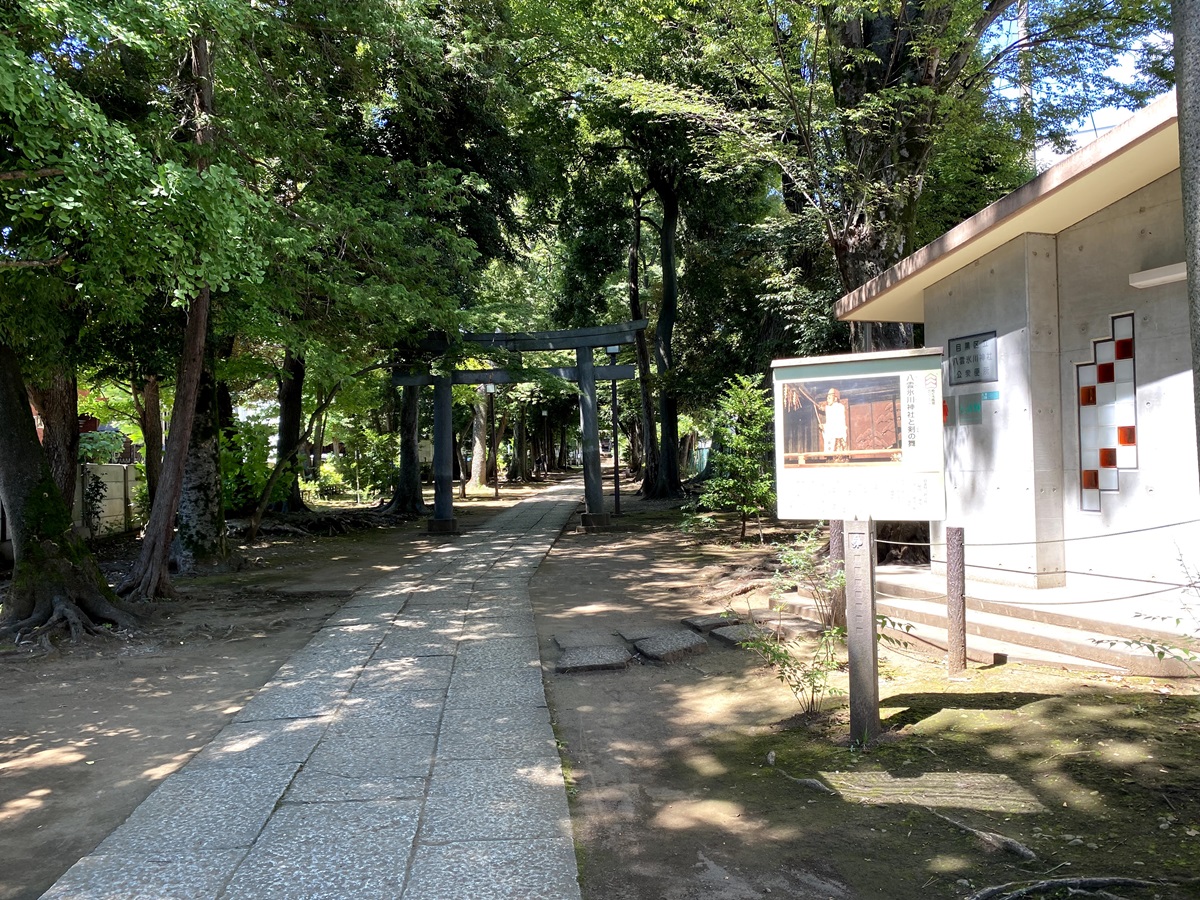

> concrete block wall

[
  {"left": 1054, "top": 170, "right": 1200, "bottom": 586},
  {"left": 924, "top": 170, "right": 1200, "bottom": 590},
  {"left": 925, "top": 235, "right": 1061, "bottom": 587}
]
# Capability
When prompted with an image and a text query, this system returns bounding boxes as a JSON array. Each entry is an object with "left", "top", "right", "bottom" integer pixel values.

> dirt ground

[{"left": 2, "top": 479, "right": 1199, "bottom": 900}]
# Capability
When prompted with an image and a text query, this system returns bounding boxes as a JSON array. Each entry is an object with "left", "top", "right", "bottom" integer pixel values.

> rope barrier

[{"left": 868, "top": 517, "right": 1200, "bottom": 550}]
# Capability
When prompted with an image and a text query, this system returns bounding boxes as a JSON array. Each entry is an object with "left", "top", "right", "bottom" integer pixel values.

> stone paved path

[{"left": 42, "top": 485, "right": 584, "bottom": 900}]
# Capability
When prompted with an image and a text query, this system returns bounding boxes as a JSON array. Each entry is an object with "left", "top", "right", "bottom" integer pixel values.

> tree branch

[
  {"left": 0, "top": 254, "right": 68, "bottom": 269},
  {"left": 0, "top": 167, "right": 65, "bottom": 182}
]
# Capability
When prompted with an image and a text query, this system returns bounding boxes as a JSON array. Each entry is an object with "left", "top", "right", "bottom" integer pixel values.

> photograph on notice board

[{"left": 779, "top": 376, "right": 905, "bottom": 466}]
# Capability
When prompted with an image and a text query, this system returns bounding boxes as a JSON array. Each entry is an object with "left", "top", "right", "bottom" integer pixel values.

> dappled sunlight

[
  {"left": 0, "top": 788, "right": 52, "bottom": 824},
  {"left": 819, "top": 770, "right": 1044, "bottom": 813},
  {"left": 0, "top": 746, "right": 87, "bottom": 773},
  {"left": 651, "top": 797, "right": 749, "bottom": 831}
]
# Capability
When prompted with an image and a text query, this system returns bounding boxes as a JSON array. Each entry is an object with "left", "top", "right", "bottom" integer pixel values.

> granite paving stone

[
  {"left": 682, "top": 612, "right": 742, "bottom": 633},
  {"left": 444, "top": 669, "right": 549, "bottom": 710},
  {"left": 189, "top": 718, "right": 328, "bottom": 768},
  {"left": 40, "top": 850, "right": 249, "bottom": 900},
  {"left": 405, "top": 839, "right": 582, "bottom": 900},
  {"left": 96, "top": 764, "right": 300, "bottom": 854},
  {"left": 354, "top": 654, "right": 455, "bottom": 691},
  {"left": 305, "top": 733, "right": 436, "bottom": 779},
  {"left": 221, "top": 800, "right": 421, "bottom": 899},
  {"left": 710, "top": 622, "right": 770, "bottom": 647},
  {"left": 331, "top": 689, "right": 446, "bottom": 736},
  {"left": 633, "top": 629, "right": 710, "bottom": 662},
  {"left": 555, "top": 645, "right": 633, "bottom": 673},
  {"left": 553, "top": 629, "right": 626, "bottom": 649}
]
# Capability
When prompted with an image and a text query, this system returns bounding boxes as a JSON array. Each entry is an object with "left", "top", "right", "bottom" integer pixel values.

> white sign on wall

[{"left": 773, "top": 348, "right": 946, "bottom": 522}]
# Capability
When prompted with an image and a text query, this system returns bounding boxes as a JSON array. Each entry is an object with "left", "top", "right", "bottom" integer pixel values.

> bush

[
  {"left": 222, "top": 420, "right": 288, "bottom": 515},
  {"left": 697, "top": 374, "right": 775, "bottom": 541}
]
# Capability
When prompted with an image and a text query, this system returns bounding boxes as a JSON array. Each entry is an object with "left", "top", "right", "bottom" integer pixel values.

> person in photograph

[{"left": 823, "top": 388, "right": 847, "bottom": 453}]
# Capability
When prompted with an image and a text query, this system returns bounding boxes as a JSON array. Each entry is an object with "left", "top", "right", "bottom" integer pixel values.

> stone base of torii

[{"left": 394, "top": 321, "right": 646, "bottom": 533}]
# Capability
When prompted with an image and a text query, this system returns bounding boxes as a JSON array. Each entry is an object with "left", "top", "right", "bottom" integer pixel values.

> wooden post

[
  {"left": 576, "top": 347, "right": 609, "bottom": 528},
  {"left": 429, "top": 374, "right": 456, "bottom": 532},
  {"left": 845, "top": 519, "right": 880, "bottom": 745},
  {"left": 946, "top": 525, "right": 967, "bottom": 676}
]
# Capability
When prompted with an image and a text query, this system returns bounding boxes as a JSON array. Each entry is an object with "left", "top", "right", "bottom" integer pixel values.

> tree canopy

[{"left": 0, "top": 0, "right": 1176, "bottom": 631}]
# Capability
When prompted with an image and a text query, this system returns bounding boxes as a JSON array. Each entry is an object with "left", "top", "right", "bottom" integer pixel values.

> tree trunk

[
  {"left": 171, "top": 351, "right": 227, "bottom": 573},
  {"left": 383, "top": 384, "right": 427, "bottom": 514},
  {"left": 649, "top": 180, "right": 682, "bottom": 498},
  {"left": 134, "top": 374, "right": 164, "bottom": 509},
  {"left": 1175, "top": 2, "right": 1200, "bottom": 473},
  {"left": 466, "top": 389, "right": 489, "bottom": 493},
  {"left": 0, "top": 343, "right": 138, "bottom": 642},
  {"left": 27, "top": 367, "right": 80, "bottom": 517},
  {"left": 506, "top": 404, "right": 530, "bottom": 483},
  {"left": 118, "top": 32, "right": 216, "bottom": 600},
  {"left": 276, "top": 347, "right": 308, "bottom": 512},
  {"left": 629, "top": 193, "right": 660, "bottom": 495}
]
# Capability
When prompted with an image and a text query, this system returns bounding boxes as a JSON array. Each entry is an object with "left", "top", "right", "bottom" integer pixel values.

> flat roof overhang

[{"left": 835, "top": 93, "right": 1180, "bottom": 324}]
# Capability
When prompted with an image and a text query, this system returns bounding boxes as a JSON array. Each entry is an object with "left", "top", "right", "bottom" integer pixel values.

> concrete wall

[
  {"left": 926, "top": 234, "right": 1064, "bottom": 587},
  {"left": 1054, "top": 170, "right": 1200, "bottom": 586},
  {"left": 925, "top": 170, "right": 1200, "bottom": 589}
]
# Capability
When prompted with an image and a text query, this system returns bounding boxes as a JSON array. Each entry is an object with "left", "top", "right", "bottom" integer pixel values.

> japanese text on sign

[{"left": 947, "top": 331, "right": 997, "bottom": 385}]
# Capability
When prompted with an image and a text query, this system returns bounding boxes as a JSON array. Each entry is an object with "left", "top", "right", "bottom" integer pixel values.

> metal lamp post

[
  {"left": 606, "top": 345, "right": 621, "bottom": 516},
  {"left": 541, "top": 408, "right": 549, "bottom": 478},
  {"left": 486, "top": 382, "right": 498, "bottom": 499}
]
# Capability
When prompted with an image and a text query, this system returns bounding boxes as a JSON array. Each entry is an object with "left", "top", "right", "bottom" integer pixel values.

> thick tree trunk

[
  {"left": 133, "top": 374, "right": 164, "bottom": 509},
  {"left": 276, "top": 347, "right": 308, "bottom": 512},
  {"left": 171, "top": 353, "right": 227, "bottom": 573},
  {"left": 0, "top": 344, "right": 138, "bottom": 642},
  {"left": 383, "top": 385, "right": 427, "bottom": 514},
  {"left": 629, "top": 194, "right": 660, "bottom": 495},
  {"left": 649, "top": 181, "right": 682, "bottom": 498},
  {"left": 465, "top": 389, "right": 489, "bottom": 493},
  {"left": 120, "top": 286, "right": 212, "bottom": 599},
  {"left": 27, "top": 367, "right": 80, "bottom": 517},
  {"left": 1175, "top": 3, "right": 1200, "bottom": 473},
  {"left": 118, "top": 32, "right": 216, "bottom": 600},
  {"left": 506, "top": 405, "right": 530, "bottom": 483}
]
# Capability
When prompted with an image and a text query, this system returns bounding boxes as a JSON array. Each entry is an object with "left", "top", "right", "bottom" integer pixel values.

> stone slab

[
  {"left": 553, "top": 629, "right": 626, "bottom": 650},
  {"left": 96, "top": 764, "right": 299, "bottom": 854},
  {"left": 405, "top": 838, "right": 582, "bottom": 900},
  {"left": 634, "top": 629, "right": 709, "bottom": 662},
  {"left": 616, "top": 625, "right": 671, "bottom": 642},
  {"left": 223, "top": 800, "right": 421, "bottom": 899},
  {"left": 710, "top": 623, "right": 770, "bottom": 647},
  {"left": 40, "top": 850, "right": 249, "bottom": 900},
  {"left": 682, "top": 613, "right": 742, "bottom": 633},
  {"left": 555, "top": 645, "right": 632, "bottom": 673}
]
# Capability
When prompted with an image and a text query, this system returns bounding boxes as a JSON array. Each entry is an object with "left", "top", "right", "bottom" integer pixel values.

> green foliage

[
  {"left": 697, "top": 374, "right": 775, "bottom": 541},
  {"left": 334, "top": 430, "right": 400, "bottom": 501},
  {"left": 308, "top": 462, "right": 350, "bottom": 500},
  {"left": 773, "top": 528, "right": 847, "bottom": 629},
  {"left": 221, "top": 421, "right": 285, "bottom": 516},
  {"left": 737, "top": 610, "right": 846, "bottom": 718},
  {"left": 77, "top": 431, "right": 125, "bottom": 465}
]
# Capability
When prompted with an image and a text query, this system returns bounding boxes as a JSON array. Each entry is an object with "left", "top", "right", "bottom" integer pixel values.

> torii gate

[{"left": 395, "top": 321, "right": 646, "bottom": 532}]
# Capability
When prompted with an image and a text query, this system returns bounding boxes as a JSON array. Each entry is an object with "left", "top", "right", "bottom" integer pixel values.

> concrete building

[{"left": 835, "top": 93, "right": 1200, "bottom": 597}]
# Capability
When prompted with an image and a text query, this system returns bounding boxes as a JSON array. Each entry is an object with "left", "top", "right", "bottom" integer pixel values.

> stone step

[{"left": 778, "top": 589, "right": 1194, "bottom": 677}]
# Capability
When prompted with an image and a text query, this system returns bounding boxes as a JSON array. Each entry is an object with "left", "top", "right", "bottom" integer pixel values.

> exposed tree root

[
  {"left": 3, "top": 539, "right": 141, "bottom": 644},
  {"left": 925, "top": 807, "right": 1036, "bottom": 861},
  {"left": 966, "top": 876, "right": 1193, "bottom": 900}
]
